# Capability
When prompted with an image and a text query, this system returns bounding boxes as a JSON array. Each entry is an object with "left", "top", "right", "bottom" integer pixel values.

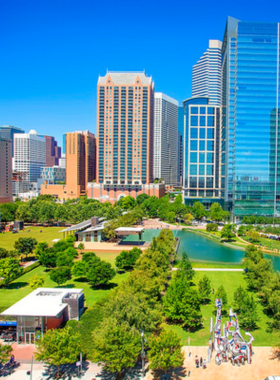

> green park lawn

[
  {"left": 165, "top": 270, "right": 278, "bottom": 346},
  {"left": 0, "top": 227, "right": 64, "bottom": 250},
  {"left": 0, "top": 260, "right": 129, "bottom": 314}
]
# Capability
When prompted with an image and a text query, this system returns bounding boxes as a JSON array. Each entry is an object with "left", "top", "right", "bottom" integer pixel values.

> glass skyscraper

[{"left": 222, "top": 17, "right": 280, "bottom": 218}]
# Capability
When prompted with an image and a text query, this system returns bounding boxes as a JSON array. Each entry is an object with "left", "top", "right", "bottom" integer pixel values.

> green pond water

[{"left": 122, "top": 229, "right": 280, "bottom": 271}]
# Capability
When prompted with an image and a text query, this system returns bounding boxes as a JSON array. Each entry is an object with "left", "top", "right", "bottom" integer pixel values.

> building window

[
  {"left": 190, "top": 152, "right": 197, "bottom": 163},
  {"left": 191, "top": 116, "right": 198, "bottom": 127},
  {"left": 190, "top": 128, "right": 198, "bottom": 138},
  {"left": 190, "top": 140, "right": 197, "bottom": 150}
]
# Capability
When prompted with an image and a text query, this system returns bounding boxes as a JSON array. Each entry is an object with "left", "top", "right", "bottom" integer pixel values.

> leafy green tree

[
  {"left": 215, "top": 285, "right": 228, "bottom": 305},
  {"left": 246, "top": 230, "right": 260, "bottom": 243},
  {"left": 122, "top": 195, "right": 136, "bottom": 210},
  {"left": 87, "top": 260, "right": 116, "bottom": 287},
  {"left": 198, "top": 275, "right": 212, "bottom": 304},
  {"left": 30, "top": 275, "right": 45, "bottom": 289},
  {"left": 38, "top": 201, "right": 57, "bottom": 224},
  {"left": 184, "top": 213, "right": 194, "bottom": 225},
  {"left": 209, "top": 202, "right": 224, "bottom": 222},
  {"left": 0, "top": 202, "right": 18, "bottom": 223},
  {"left": 164, "top": 276, "right": 202, "bottom": 330},
  {"left": 0, "top": 247, "right": 9, "bottom": 259},
  {"left": 56, "top": 251, "right": 75, "bottom": 268},
  {"left": 77, "top": 243, "right": 85, "bottom": 253},
  {"left": 35, "top": 326, "right": 81, "bottom": 373},
  {"left": 148, "top": 330, "right": 184, "bottom": 376},
  {"left": 166, "top": 211, "right": 176, "bottom": 223},
  {"left": 206, "top": 223, "right": 218, "bottom": 232},
  {"left": 72, "top": 261, "right": 87, "bottom": 278},
  {"left": 92, "top": 317, "right": 141, "bottom": 379},
  {"left": 103, "top": 290, "right": 162, "bottom": 333},
  {"left": 136, "top": 193, "right": 149, "bottom": 205},
  {"left": 34, "top": 242, "right": 49, "bottom": 258},
  {"left": 15, "top": 203, "right": 30, "bottom": 222},
  {"left": 115, "top": 247, "right": 142, "bottom": 271},
  {"left": 0, "top": 343, "right": 12, "bottom": 364},
  {"left": 14, "top": 237, "right": 38, "bottom": 260},
  {"left": 192, "top": 201, "right": 206, "bottom": 221},
  {"left": 0, "top": 258, "right": 22, "bottom": 287},
  {"left": 220, "top": 224, "right": 236, "bottom": 241},
  {"left": 50, "top": 266, "right": 72, "bottom": 285},
  {"left": 238, "top": 225, "right": 246, "bottom": 236},
  {"left": 176, "top": 252, "right": 195, "bottom": 283},
  {"left": 38, "top": 249, "right": 57, "bottom": 268},
  {"left": 233, "top": 286, "right": 260, "bottom": 330}
]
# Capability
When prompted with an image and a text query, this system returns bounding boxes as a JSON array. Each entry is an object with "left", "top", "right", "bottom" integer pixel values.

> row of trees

[
  {"left": 35, "top": 230, "right": 185, "bottom": 378},
  {"left": 244, "top": 245, "right": 280, "bottom": 331},
  {"left": 242, "top": 215, "right": 280, "bottom": 225},
  {"left": 0, "top": 193, "right": 230, "bottom": 227}
]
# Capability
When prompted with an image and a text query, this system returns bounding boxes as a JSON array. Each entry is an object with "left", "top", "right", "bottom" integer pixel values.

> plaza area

[{"left": 6, "top": 345, "right": 280, "bottom": 379}]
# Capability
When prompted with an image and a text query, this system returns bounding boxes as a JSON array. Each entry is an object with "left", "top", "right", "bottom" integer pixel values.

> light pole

[{"left": 140, "top": 330, "right": 145, "bottom": 378}]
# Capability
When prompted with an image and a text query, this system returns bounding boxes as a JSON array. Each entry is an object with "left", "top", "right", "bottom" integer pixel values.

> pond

[{"left": 122, "top": 229, "right": 280, "bottom": 271}]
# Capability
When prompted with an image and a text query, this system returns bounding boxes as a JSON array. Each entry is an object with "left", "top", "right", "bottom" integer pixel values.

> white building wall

[
  {"left": 14, "top": 131, "right": 46, "bottom": 183},
  {"left": 153, "top": 93, "right": 179, "bottom": 185},
  {"left": 192, "top": 40, "right": 222, "bottom": 106}
]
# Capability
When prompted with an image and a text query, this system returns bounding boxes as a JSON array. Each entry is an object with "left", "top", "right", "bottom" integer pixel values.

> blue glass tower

[{"left": 222, "top": 17, "right": 280, "bottom": 218}]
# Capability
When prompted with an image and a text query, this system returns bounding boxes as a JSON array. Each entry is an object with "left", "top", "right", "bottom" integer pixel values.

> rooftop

[
  {"left": 1, "top": 288, "right": 83, "bottom": 318},
  {"left": 98, "top": 71, "right": 153, "bottom": 85}
]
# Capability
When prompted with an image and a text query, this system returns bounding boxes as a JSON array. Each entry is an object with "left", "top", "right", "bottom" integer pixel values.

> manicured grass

[
  {"left": 243, "top": 235, "right": 280, "bottom": 254},
  {"left": 190, "top": 262, "right": 245, "bottom": 269},
  {"left": 165, "top": 271, "right": 278, "bottom": 346},
  {"left": 0, "top": 263, "right": 129, "bottom": 313},
  {"left": 0, "top": 227, "right": 64, "bottom": 250}
]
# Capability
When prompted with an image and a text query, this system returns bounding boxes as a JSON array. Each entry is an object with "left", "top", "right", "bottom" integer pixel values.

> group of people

[{"left": 195, "top": 355, "right": 207, "bottom": 369}]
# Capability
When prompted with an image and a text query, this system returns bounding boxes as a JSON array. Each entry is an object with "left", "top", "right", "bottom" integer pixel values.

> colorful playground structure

[{"left": 207, "top": 298, "right": 254, "bottom": 366}]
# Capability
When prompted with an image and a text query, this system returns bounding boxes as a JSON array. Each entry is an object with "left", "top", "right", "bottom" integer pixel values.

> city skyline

[{"left": 1, "top": 0, "right": 280, "bottom": 144}]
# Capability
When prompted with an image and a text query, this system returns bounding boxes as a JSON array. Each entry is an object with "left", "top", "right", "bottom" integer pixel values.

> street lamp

[{"left": 140, "top": 330, "right": 145, "bottom": 378}]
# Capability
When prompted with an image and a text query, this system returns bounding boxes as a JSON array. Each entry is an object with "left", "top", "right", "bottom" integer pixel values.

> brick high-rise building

[
  {"left": 41, "top": 130, "right": 96, "bottom": 199},
  {"left": 0, "top": 137, "right": 12, "bottom": 203},
  {"left": 88, "top": 71, "right": 165, "bottom": 203}
]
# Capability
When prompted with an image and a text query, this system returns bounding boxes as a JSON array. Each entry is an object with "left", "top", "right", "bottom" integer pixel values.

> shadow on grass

[
  {"left": 97, "top": 358, "right": 143, "bottom": 379},
  {"left": 8, "top": 282, "right": 29, "bottom": 289},
  {"left": 74, "top": 277, "right": 89, "bottom": 283},
  {"left": 91, "top": 282, "right": 118, "bottom": 290},
  {"left": 55, "top": 284, "right": 76, "bottom": 289}
]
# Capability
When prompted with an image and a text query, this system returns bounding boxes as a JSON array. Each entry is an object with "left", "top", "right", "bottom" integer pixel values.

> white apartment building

[
  {"left": 0, "top": 137, "right": 12, "bottom": 203},
  {"left": 192, "top": 40, "right": 222, "bottom": 106},
  {"left": 13, "top": 130, "right": 46, "bottom": 183},
  {"left": 153, "top": 92, "right": 178, "bottom": 185}
]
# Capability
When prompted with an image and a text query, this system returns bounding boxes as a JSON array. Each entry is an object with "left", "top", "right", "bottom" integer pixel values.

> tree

[
  {"left": 198, "top": 275, "right": 212, "bottom": 304},
  {"left": 220, "top": 224, "right": 236, "bottom": 241},
  {"left": 56, "top": 251, "right": 75, "bottom": 268},
  {"left": 115, "top": 247, "right": 142, "bottom": 271},
  {"left": 87, "top": 260, "right": 116, "bottom": 287},
  {"left": 38, "top": 201, "right": 56, "bottom": 224},
  {"left": 209, "top": 202, "right": 224, "bottom": 222},
  {"left": 50, "top": 267, "right": 72, "bottom": 285},
  {"left": 148, "top": 330, "right": 184, "bottom": 376},
  {"left": 122, "top": 196, "right": 136, "bottom": 210},
  {"left": 192, "top": 202, "right": 206, "bottom": 221},
  {"left": 183, "top": 213, "right": 194, "bottom": 225},
  {"left": 164, "top": 276, "right": 202, "bottom": 330},
  {"left": 233, "top": 286, "right": 260, "bottom": 330},
  {"left": 246, "top": 230, "right": 260, "bottom": 243},
  {"left": 0, "top": 258, "right": 22, "bottom": 287},
  {"left": 0, "top": 247, "right": 9, "bottom": 259},
  {"left": 92, "top": 317, "right": 141, "bottom": 379},
  {"left": 77, "top": 243, "right": 85, "bottom": 253},
  {"left": 34, "top": 242, "right": 49, "bottom": 258},
  {"left": 166, "top": 211, "right": 176, "bottom": 223},
  {"left": 136, "top": 193, "right": 149, "bottom": 205},
  {"left": 103, "top": 290, "right": 162, "bottom": 333},
  {"left": 215, "top": 285, "right": 228, "bottom": 305},
  {"left": 38, "top": 249, "right": 57, "bottom": 268},
  {"left": 206, "top": 223, "right": 218, "bottom": 232},
  {"left": 30, "top": 275, "right": 45, "bottom": 289},
  {"left": 14, "top": 237, "right": 38, "bottom": 260},
  {"left": 0, "top": 343, "right": 12, "bottom": 364},
  {"left": 176, "top": 252, "right": 195, "bottom": 283},
  {"left": 238, "top": 225, "right": 246, "bottom": 237},
  {"left": 35, "top": 326, "right": 81, "bottom": 373}
]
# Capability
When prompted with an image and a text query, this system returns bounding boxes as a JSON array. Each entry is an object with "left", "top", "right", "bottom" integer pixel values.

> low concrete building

[{"left": 1, "top": 288, "right": 84, "bottom": 344}]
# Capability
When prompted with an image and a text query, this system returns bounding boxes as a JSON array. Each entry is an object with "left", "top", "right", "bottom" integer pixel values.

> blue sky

[{"left": 1, "top": 0, "right": 279, "bottom": 145}]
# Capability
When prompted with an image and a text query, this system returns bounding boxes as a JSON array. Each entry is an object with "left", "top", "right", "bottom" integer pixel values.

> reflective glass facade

[{"left": 222, "top": 17, "right": 280, "bottom": 218}]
